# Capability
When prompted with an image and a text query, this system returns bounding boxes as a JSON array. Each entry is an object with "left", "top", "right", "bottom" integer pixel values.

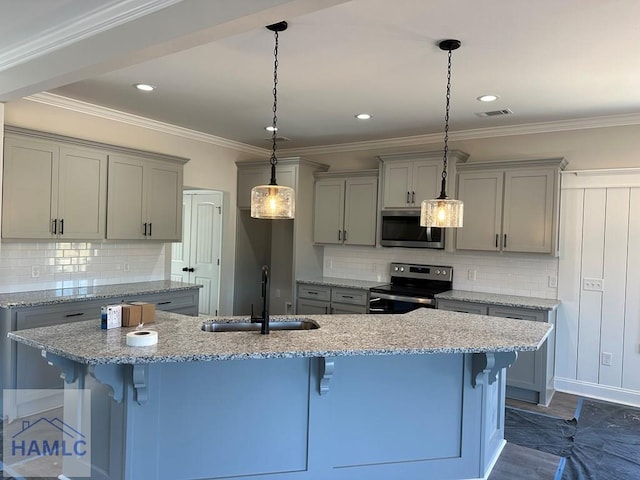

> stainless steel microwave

[{"left": 379, "top": 210, "right": 445, "bottom": 249}]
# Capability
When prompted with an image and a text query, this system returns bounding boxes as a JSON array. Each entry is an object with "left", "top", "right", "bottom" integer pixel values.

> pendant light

[
  {"left": 420, "top": 39, "right": 464, "bottom": 228},
  {"left": 251, "top": 21, "right": 295, "bottom": 219}
]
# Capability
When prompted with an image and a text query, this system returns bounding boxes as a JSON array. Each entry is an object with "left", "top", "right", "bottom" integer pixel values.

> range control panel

[{"left": 390, "top": 263, "right": 453, "bottom": 282}]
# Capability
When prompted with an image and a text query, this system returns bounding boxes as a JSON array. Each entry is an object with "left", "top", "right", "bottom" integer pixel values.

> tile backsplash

[
  {"left": 323, "top": 246, "right": 559, "bottom": 299},
  {"left": 0, "top": 241, "right": 166, "bottom": 293}
]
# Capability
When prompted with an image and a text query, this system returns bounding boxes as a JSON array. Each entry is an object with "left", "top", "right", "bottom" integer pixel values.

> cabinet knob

[{"left": 182, "top": 267, "right": 189, "bottom": 272}]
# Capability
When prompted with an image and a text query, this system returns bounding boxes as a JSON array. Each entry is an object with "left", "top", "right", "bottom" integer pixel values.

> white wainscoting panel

[{"left": 557, "top": 169, "right": 640, "bottom": 404}]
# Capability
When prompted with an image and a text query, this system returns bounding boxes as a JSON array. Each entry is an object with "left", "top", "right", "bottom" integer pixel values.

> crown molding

[
  {"left": 279, "top": 112, "right": 640, "bottom": 156},
  {"left": 24, "top": 92, "right": 640, "bottom": 158},
  {"left": 0, "top": 0, "right": 184, "bottom": 71},
  {"left": 26, "top": 92, "right": 270, "bottom": 157}
]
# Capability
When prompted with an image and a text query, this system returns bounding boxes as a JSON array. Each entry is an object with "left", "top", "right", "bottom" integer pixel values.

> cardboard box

[
  {"left": 101, "top": 304, "right": 122, "bottom": 329},
  {"left": 128, "top": 302, "right": 155, "bottom": 324},
  {"left": 121, "top": 304, "right": 142, "bottom": 327}
]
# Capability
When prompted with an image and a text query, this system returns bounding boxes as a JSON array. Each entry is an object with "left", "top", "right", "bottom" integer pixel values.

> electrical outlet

[
  {"left": 31, "top": 266, "right": 40, "bottom": 278},
  {"left": 275, "top": 289, "right": 281, "bottom": 298},
  {"left": 467, "top": 269, "right": 477, "bottom": 281},
  {"left": 548, "top": 275, "right": 558, "bottom": 288},
  {"left": 124, "top": 262, "right": 130, "bottom": 272},
  {"left": 285, "top": 302, "right": 293, "bottom": 314},
  {"left": 583, "top": 277, "right": 604, "bottom": 292},
  {"left": 601, "top": 352, "right": 613, "bottom": 366}
]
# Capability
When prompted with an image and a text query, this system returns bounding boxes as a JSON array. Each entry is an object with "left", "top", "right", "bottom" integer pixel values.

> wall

[
  {"left": 323, "top": 246, "right": 558, "bottom": 299},
  {"left": 2, "top": 98, "right": 264, "bottom": 314},
  {"left": 557, "top": 170, "right": 640, "bottom": 406}
]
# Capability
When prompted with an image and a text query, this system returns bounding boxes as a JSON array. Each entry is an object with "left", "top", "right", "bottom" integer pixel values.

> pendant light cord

[
  {"left": 269, "top": 29, "right": 279, "bottom": 185},
  {"left": 439, "top": 46, "right": 453, "bottom": 199}
]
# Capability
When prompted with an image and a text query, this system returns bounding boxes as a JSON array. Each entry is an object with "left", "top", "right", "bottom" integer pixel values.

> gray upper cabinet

[
  {"left": 106, "top": 154, "right": 183, "bottom": 241},
  {"left": 2, "top": 134, "right": 107, "bottom": 239},
  {"left": 313, "top": 171, "right": 378, "bottom": 246},
  {"left": 378, "top": 151, "right": 469, "bottom": 209},
  {"left": 2, "top": 127, "right": 188, "bottom": 242},
  {"left": 456, "top": 158, "right": 567, "bottom": 254}
]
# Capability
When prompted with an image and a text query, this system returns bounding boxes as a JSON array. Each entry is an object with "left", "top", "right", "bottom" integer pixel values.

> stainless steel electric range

[{"left": 369, "top": 263, "right": 453, "bottom": 314}]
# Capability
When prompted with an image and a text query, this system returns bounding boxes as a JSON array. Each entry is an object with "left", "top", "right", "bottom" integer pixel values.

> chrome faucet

[{"left": 251, "top": 265, "right": 270, "bottom": 334}]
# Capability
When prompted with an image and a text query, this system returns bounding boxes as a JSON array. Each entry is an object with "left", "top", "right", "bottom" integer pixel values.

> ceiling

[{"left": 2, "top": 0, "right": 640, "bottom": 150}]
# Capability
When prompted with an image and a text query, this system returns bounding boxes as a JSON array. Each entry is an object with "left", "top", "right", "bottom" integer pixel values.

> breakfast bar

[{"left": 8, "top": 308, "right": 552, "bottom": 480}]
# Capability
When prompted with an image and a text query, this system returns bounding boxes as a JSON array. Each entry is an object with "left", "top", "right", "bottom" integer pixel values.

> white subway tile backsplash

[
  {"left": 0, "top": 241, "right": 166, "bottom": 293},
  {"left": 322, "top": 246, "right": 559, "bottom": 299}
]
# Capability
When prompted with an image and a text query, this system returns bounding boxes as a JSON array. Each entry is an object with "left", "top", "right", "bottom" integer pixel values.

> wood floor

[{"left": 489, "top": 392, "right": 580, "bottom": 480}]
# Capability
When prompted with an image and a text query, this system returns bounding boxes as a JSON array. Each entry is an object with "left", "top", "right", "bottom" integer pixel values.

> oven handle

[{"left": 369, "top": 292, "right": 434, "bottom": 305}]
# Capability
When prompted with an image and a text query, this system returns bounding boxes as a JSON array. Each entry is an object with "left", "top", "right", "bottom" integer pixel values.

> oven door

[{"left": 369, "top": 292, "right": 435, "bottom": 314}]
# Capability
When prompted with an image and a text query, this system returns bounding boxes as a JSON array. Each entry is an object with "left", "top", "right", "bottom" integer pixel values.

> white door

[{"left": 171, "top": 192, "right": 223, "bottom": 315}]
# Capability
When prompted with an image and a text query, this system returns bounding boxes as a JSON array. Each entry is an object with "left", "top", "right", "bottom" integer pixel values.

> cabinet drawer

[
  {"left": 487, "top": 306, "right": 546, "bottom": 322},
  {"left": 15, "top": 300, "right": 104, "bottom": 330},
  {"left": 437, "top": 299, "right": 488, "bottom": 315},
  {"left": 298, "top": 284, "right": 331, "bottom": 302},
  {"left": 331, "top": 288, "right": 368, "bottom": 306}
]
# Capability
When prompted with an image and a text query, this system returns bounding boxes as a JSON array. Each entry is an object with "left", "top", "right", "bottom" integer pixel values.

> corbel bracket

[
  {"left": 320, "top": 357, "right": 335, "bottom": 395},
  {"left": 472, "top": 351, "right": 517, "bottom": 388}
]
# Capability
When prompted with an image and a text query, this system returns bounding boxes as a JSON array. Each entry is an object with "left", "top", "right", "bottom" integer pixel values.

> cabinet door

[
  {"left": 455, "top": 171, "right": 504, "bottom": 251},
  {"left": 502, "top": 169, "right": 555, "bottom": 253},
  {"left": 58, "top": 146, "right": 108, "bottom": 239},
  {"left": 488, "top": 306, "right": 546, "bottom": 395},
  {"left": 146, "top": 160, "right": 183, "bottom": 241},
  {"left": 297, "top": 298, "right": 330, "bottom": 315},
  {"left": 382, "top": 161, "right": 412, "bottom": 208},
  {"left": 313, "top": 179, "right": 345, "bottom": 244},
  {"left": 2, "top": 136, "right": 58, "bottom": 238},
  {"left": 344, "top": 177, "right": 377, "bottom": 246},
  {"left": 412, "top": 160, "right": 441, "bottom": 207},
  {"left": 107, "top": 154, "right": 145, "bottom": 239}
]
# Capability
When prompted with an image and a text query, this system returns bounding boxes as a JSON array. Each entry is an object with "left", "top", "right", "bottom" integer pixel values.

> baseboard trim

[{"left": 554, "top": 377, "right": 640, "bottom": 408}]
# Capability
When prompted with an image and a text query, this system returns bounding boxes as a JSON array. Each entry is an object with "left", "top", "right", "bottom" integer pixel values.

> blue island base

[{"left": 54, "top": 353, "right": 510, "bottom": 480}]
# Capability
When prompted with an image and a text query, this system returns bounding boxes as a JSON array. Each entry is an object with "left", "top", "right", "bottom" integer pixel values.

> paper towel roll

[{"left": 126, "top": 330, "right": 158, "bottom": 347}]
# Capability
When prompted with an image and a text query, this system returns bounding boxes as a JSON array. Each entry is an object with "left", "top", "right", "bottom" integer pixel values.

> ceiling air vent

[
  {"left": 475, "top": 108, "right": 513, "bottom": 118},
  {"left": 264, "top": 136, "right": 291, "bottom": 142}
]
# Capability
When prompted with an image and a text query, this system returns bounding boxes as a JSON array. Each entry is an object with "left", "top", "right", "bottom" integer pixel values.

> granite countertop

[
  {"left": 0, "top": 281, "right": 202, "bottom": 309},
  {"left": 8, "top": 308, "right": 552, "bottom": 365},
  {"left": 435, "top": 290, "right": 560, "bottom": 311},
  {"left": 297, "top": 277, "right": 384, "bottom": 289}
]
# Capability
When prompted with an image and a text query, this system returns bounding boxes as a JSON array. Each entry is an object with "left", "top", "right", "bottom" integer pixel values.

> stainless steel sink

[{"left": 201, "top": 319, "right": 319, "bottom": 332}]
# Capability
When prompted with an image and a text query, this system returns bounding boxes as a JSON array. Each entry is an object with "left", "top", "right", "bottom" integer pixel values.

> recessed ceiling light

[
  {"left": 477, "top": 94, "right": 498, "bottom": 102},
  {"left": 265, "top": 126, "right": 278, "bottom": 132},
  {"left": 355, "top": 113, "right": 372, "bottom": 120},
  {"left": 134, "top": 83, "right": 155, "bottom": 92}
]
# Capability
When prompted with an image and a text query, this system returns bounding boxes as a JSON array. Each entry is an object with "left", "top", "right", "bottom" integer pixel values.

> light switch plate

[{"left": 583, "top": 277, "right": 604, "bottom": 292}]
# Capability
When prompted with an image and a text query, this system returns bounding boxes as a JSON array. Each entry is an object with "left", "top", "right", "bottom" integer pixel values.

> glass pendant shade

[
  {"left": 251, "top": 184, "right": 295, "bottom": 219},
  {"left": 420, "top": 198, "right": 463, "bottom": 228}
]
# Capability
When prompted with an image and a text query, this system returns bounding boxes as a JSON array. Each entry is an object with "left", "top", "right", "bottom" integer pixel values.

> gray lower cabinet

[
  {"left": 1, "top": 289, "right": 199, "bottom": 419},
  {"left": 437, "top": 299, "right": 556, "bottom": 405},
  {"left": 297, "top": 283, "right": 369, "bottom": 315}
]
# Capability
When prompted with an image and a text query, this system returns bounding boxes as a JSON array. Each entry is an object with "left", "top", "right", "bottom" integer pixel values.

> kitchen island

[{"left": 8, "top": 309, "right": 552, "bottom": 480}]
